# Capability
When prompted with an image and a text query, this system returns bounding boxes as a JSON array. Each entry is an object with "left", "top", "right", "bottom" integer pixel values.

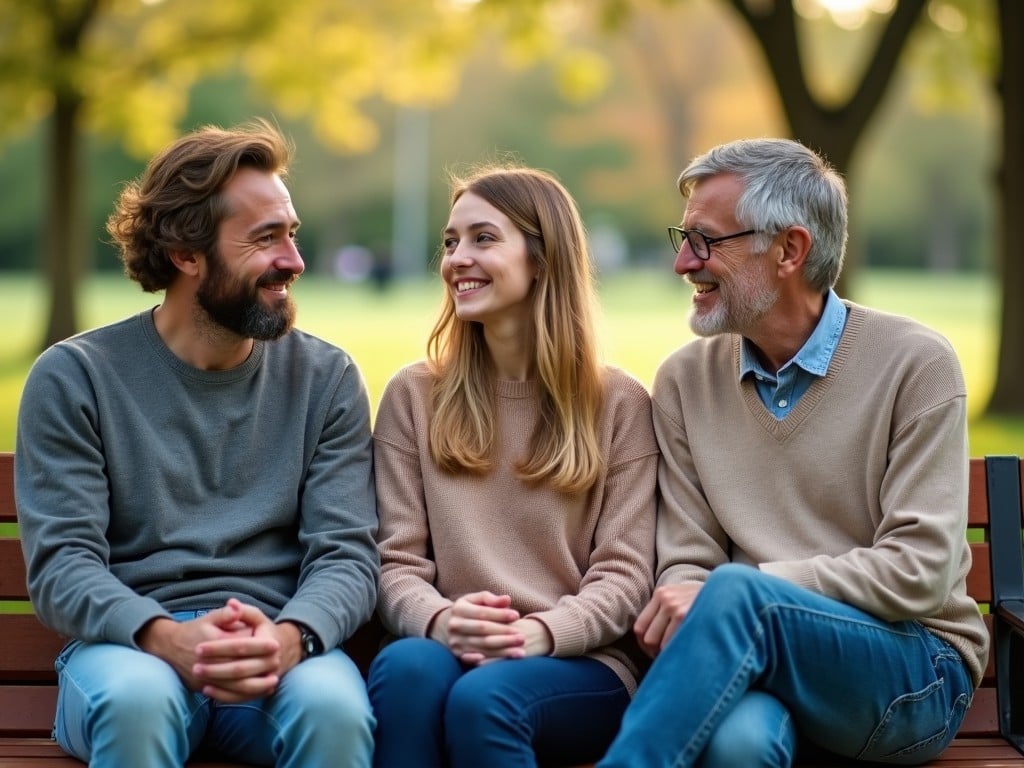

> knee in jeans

[
  {"left": 705, "top": 562, "right": 762, "bottom": 590},
  {"left": 701, "top": 564, "right": 773, "bottom": 608},
  {"left": 285, "top": 659, "right": 374, "bottom": 740},
  {"left": 702, "top": 727, "right": 787, "bottom": 768},
  {"left": 370, "top": 639, "right": 447, "bottom": 687},
  {"left": 304, "top": 698, "right": 374, "bottom": 749},
  {"left": 445, "top": 672, "right": 516, "bottom": 730},
  {"left": 701, "top": 693, "right": 795, "bottom": 768},
  {"left": 328, "top": 693, "right": 374, "bottom": 738},
  {"left": 296, "top": 686, "right": 372, "bottom": 732},
  {"left": 90, "top": 664, "right": 184, "bottom": 724}
]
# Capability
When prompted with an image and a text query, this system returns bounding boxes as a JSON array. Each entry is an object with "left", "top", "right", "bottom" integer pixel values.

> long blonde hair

[{"left": 426, "top": 166, "right": 605, "bottom": 495}]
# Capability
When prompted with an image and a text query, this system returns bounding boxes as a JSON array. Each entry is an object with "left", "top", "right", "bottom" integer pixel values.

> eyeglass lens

[{"left": 669, "top": 228, "right": 709, "bottom": 260}]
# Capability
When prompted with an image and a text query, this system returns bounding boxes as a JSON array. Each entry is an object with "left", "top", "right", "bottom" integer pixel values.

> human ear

[
  {"left": 776, "top": 226, "right": 812, "bottom": 279},
  {"left": 168, "top": 249, "right": 201, "bottom": 277}
]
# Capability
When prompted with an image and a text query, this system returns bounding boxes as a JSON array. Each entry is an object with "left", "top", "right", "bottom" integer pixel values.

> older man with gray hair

[{"left": 599, "top": 138, "right": 987, "bottom": 767}]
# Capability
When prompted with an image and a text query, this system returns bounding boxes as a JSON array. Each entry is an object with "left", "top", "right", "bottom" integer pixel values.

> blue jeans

[
  {"left": 598, "top": 564, "right": 974, "bottom": 768},
  {"left": 367, "top": 637, "right": 631, "bottom": 768},
  {"left": 53, "top": 612, "right": 374, "bottom": 768}
]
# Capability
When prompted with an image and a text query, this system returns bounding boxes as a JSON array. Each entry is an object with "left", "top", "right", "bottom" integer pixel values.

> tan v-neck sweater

[
  {"left": 651, "top": 301, "right": 989, "bottom": 687},
  {"left": 373, "top": 362, "right": 658, "bottom": 692}
]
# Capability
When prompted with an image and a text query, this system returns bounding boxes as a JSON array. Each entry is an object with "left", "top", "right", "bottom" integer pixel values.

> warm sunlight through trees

[
  {"left": 0, "top": 0, "right": 611, "bottom": 346},
  {"left": 1, "top": 0, "right": 1019, "bottom": 416}
]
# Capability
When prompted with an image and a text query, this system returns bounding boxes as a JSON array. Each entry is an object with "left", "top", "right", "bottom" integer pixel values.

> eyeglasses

[{"left": 667, "top": 226, "right": 758, "bottom": 261}]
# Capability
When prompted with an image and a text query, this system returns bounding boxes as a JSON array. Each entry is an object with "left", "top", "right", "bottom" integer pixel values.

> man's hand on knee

[{"left": 634, "top": 583, "right": 703, "bottom": 658}]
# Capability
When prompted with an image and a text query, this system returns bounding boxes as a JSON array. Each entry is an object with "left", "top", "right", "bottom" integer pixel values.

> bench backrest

[
  {"left": 0, "top": 453, "right": 68, "bottom": 736},
  {"left": 2, "top": 452, "right": 1022, "bottom": 740}
]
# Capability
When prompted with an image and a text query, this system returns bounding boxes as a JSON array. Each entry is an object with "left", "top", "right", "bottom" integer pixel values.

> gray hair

[{"left": 677, "top": 138, "right": 848, "bottom": 292}]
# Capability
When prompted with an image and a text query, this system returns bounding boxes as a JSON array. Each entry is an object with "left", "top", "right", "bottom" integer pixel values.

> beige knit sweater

[
  {"left": 651, "top": 302, "right": 989, "bottom": 687},
  {"left": 373, "top": 362, "right": 658, "bottom": 692}
]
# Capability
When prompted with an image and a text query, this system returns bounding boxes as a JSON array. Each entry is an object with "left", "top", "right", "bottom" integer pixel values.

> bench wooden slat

[
  {"left": 970, "top": 541, "right": 993, "bottom": 605},
  {"left": 0, "top": 537, "right": 28, "bottom": 601},
  {"left": 0, "top": 738, "right": 255, "bottom": 767},
  {"left": 797, "top": 742, "right": 1024, "bottom": 768},
  {"left": 969, "top": 458, "right": 990, "bottom": 526},
  {"left": 0, "top": 615, "right": 65, "bottom": 680},
  {"left": 0, "top": 453, "right": 13, "bottom": 525},
  {"left": 960, "top": 688, "right": 1002, "bottom": 738},
  {"left": 0, "top": 687, "right": 58, "bottom": 738}
]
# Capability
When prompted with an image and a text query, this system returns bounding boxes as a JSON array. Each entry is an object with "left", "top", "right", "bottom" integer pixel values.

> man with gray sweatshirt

[{"left": 15, "top": 119, "right": 378, "bottom": 768}]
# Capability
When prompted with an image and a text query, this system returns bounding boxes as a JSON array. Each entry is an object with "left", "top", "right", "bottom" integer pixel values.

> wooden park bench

[{"left": 2, "top": 450, "right": 1024, "bottom": 766}]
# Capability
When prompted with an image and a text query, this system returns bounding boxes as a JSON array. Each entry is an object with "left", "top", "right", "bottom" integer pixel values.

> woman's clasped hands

[{"left": 429, "top": 591, "right": 553, "bottom": 665}]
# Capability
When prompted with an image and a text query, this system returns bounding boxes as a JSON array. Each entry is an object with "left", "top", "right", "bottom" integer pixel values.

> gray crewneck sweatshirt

[{"left": 16, "top": 309, "right": 378, "bottom": 652}]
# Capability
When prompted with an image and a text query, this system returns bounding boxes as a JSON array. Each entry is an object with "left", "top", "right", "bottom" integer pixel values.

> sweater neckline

[
  {"left": 494, "top": 378, "right": 536, "bottom": 399},
  {"left": 138, "top": 308, "right": 266, "bottom": 383},
  {"left": 736, "top": 302, "right": 863, "bottom": 439}
]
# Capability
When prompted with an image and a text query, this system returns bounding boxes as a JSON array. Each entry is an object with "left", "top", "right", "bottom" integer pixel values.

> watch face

[{"left": 300, "top": 627, "right": 321, "bottom": 657}]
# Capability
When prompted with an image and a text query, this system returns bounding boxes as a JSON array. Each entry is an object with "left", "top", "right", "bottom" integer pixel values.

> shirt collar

[{"left": 739, "top": 289, "right": 847, "bottom": 380}]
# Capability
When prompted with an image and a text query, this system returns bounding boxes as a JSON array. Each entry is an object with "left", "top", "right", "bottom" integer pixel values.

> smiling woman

[{"left": 366, "top": 164, "right": 658, "bottom": 768}]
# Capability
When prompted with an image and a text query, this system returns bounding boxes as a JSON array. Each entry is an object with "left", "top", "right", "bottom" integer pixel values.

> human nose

[
  {"left": 277, "top": 237, "right": 305, "bottom": 276},
  {"left": 673, "top": 238, "right": 702, "bottom": 276},
  {"left": 445, "top": 242, "right": 474, "bottom": 271}
]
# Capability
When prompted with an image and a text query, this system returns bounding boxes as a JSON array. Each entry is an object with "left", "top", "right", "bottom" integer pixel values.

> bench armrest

[
  {"left": 998, "top": 600, "right": 1024, "bottom": 636},
  {"left": 995, "top": 600, "right": 1024, "bottom": 756},
  {"left": 988, "top": 456, "right": 1024, "bottom": 757}
]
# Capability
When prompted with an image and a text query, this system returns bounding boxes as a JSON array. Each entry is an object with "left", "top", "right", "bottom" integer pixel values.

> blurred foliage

[
  {"left": 0, "top": 0, "right": 620, "bottom": 157},
  {"left": 0, "top": 0, "right": 998, "bottom": 278}
]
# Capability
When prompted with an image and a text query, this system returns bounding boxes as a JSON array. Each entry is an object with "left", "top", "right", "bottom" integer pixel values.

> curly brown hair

[{"left": 106, "top": 118, "right": 292, "bottom": 292}]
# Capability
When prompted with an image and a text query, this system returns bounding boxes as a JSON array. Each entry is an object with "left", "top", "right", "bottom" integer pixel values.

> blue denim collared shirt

[{"left": 739, "top": 289, "right": 848, "bottom": 419}]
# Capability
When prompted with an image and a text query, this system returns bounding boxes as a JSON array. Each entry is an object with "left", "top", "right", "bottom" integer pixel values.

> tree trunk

[
  {"left": 42, "top": 95, "right": 84, "bottom": 348},
  {"left": 40, "top": 0, "right": 100, "bottom": 349},
  {"left": 985, "top": 0, "right": 1024, "bottom": 416},
  {"left": 725, "top": 0, "right": 928, "bottom": 297}
]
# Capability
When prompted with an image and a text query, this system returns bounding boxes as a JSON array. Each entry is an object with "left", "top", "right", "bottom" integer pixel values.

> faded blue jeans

[
  {"left": 367, "top": 637, "right": 631, "bottom": 767},
  {"left": 598, "top": 564, "right": 974, "bottom": 768},
  {"left": 53, "top": 611, "right": 374, "bottom": 768}
]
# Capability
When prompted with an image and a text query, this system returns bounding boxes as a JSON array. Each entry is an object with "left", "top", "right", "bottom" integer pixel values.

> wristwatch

[{"left": 296, "top": 623, "right": 323, "bottom": 660}]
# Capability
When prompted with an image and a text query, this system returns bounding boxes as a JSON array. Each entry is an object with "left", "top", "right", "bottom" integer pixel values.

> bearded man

[{"left": 15, "top": 119, "right": 378, "bottom": 768}]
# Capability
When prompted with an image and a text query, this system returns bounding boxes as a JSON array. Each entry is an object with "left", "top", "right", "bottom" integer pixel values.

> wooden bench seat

[{"left": 3, "top": 451, "right": 1024, "bottom": 766}]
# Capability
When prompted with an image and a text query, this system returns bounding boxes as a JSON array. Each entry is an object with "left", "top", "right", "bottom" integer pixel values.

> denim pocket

[
  {"left": 54, "top": 639, "right": 82, "bottom": 674},
  {"left": 857, "top": 653, "right": 972, "bottom": 765}
]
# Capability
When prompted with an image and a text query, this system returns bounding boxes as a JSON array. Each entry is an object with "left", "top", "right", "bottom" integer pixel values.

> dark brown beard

[{"left": 196, "top": 252, "right": 297, "bottom": 340}]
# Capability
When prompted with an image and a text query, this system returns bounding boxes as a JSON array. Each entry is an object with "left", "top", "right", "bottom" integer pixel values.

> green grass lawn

[{"left": 1, "top": 268, "right": 1021, "bottom": 455}]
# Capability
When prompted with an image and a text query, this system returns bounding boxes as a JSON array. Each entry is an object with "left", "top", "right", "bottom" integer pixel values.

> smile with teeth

[
  {"left": 259, "top": 281, "right": 291, "bottom": 298},
  {"left": 455, "top": 280, "right": 488, "bottom": 293},
  {"left": 692, "top": 282, "right": 717, "bottom": 294}
]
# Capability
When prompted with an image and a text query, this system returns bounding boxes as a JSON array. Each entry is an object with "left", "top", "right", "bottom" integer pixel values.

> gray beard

[{"left": 689, "top": 282, "right": 779, "bottom": 337}]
